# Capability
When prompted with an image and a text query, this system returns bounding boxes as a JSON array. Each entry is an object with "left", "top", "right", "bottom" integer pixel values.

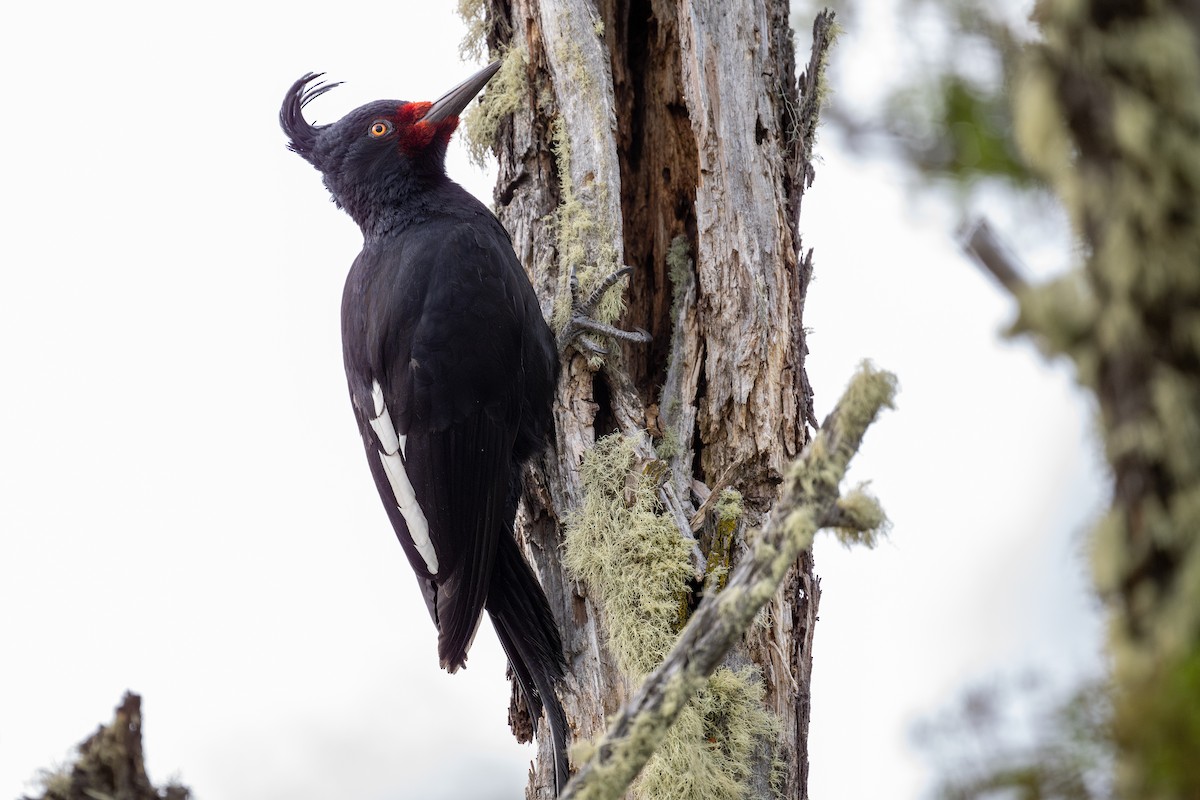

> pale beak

[{"left": 422, "top": 62, "right": 502, "bottom": 124}]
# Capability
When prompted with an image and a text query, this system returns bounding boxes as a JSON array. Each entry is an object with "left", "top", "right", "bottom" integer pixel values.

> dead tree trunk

[{"left": 465, "top": 2, "right": 830, "bottom": 796}]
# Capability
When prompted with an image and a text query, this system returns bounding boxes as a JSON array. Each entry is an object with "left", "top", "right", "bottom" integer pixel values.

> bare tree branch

[{"left": 959, "top": 218, "right": 1030, "bottom": 296}]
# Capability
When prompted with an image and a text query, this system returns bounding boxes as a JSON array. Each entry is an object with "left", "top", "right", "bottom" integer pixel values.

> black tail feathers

[{"left": 486, "top": 534, "right": 570, "bottom": 794}]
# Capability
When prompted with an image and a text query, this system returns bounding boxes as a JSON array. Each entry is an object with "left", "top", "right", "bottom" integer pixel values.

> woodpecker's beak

[{"left": 422, "top": 62, "right": 502, "bottom": 124}]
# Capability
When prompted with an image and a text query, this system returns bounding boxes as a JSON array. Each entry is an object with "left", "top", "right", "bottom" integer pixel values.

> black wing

[{"left": 342, "top": 217, "right": 551, "bottom": 671}]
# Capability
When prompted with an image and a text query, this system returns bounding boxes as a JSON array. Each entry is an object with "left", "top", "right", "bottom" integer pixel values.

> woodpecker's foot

[{"left": 558, "top": 266, "right": 651, "bottom": 356}]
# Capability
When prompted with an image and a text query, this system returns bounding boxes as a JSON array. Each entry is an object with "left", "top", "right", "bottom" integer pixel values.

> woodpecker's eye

[{"left": 368, "top": 120, "right": 393, "bottom": 138}]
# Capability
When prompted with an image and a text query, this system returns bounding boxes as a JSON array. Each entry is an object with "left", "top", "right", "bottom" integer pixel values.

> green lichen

[
  {"left": 785, "top": 15, "right": 841, "bottom": 161},
  {"left": 564, "top": 434, "right": 695, "bottom": 676},
  {"left": 666, "top": 236, "right": 692, "bottom": 293},
  {"left": 634, "top": 667, "right": 781, "bottom": 800},
  {"left": 33, "top": 763, "right": 73, "bottom": 800},
  {"left": 703, "top": 490, "right": 744, "bottom": 592},
  {"left": 715, "top": 489, "right": 744, "bottom": 526},
  {"left": 568, "top": 437, "right": 785, "bottom": 798},
  {"left": 455, "top": 0, "right": 489, "bottom": 61},
  {"left": 784, "top": 363, "right": 898, "bottom": 506},
  {"left": 546, "top": 34, "right": 628, "bottom": 340},
  {"left": 1114, "top": 647, "right": 1200, "bottom": 799},
  {"left": 576, "top": 672, "right": 701, "bottom": 800},
  {"left": 549, "top": 117, "right": 626, "bottom": 335},
  {"left": 567, "top": 365, "right": 898, "bottom": 799},
  {"left": 830, "top": 483, "right": 889, "bottom": 548},
  {"left": 655, "top": 427, "right": 682, "bottom": 460},
  {"left": 462, "top": 45, "right": 528, "bottom": 168},
  {"left": 665, "top": 235, "right": 693, "bottom": 320}
]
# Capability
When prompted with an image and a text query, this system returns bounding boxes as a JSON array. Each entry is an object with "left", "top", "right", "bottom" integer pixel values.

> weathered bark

[{"left": 472, "top": 2, "right": 831, "bottom": 796}]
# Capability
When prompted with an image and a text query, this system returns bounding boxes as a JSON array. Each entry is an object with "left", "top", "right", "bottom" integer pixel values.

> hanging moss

[
  {"left": 655, "top": 426, "right": 683, "bottom": 460},
  {"left": 567, "top": 437, "right": 783, "bottom": 798},
  {"left": 455, "top": 0, "right": 489, "bottom": 61},
  {"left": 634, "top": 667, "right": 781, "bottom": 800},
  {"left": 461, "top": 45, "right": 528, "bottom": 168},
  {"left": 564, "top": 434, "right": 695, "bottom": 676}
]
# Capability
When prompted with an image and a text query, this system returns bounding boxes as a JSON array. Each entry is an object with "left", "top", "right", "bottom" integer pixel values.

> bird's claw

[
  {"left": 574, "top": 266, "right": 632, "bottom": 319},
  {"left": 559, "top": 265, "right": 652, "bottom": 356}
]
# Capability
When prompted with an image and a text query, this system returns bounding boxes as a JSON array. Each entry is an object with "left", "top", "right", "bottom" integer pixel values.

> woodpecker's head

[{"left": 281, "top": 63, "right": 499, "bottom": 228}]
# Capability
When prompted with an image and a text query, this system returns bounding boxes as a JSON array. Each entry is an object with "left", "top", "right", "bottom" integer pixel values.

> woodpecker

[{"left": 281, "top": 64, "right": 569, "bottom": 791}]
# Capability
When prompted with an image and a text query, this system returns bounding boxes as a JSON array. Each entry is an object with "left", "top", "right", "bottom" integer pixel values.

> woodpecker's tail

[{"left": 486, "top": 533, "right": 570, "bottom": 794}]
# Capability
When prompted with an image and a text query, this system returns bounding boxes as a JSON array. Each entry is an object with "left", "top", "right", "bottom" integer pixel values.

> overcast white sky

[{"left": 1, "top": 2, "right": 1104, "bottom": 799}]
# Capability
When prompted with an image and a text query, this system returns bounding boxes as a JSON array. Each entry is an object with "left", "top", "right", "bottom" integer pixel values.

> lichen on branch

[{"left": 562, "top": 363, "right": 898, "bottom": 800}]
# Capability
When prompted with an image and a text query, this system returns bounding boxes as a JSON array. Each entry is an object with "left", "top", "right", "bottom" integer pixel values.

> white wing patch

[
  {"left": 371, "top": 381, "right": 385, "bottom": 417},
  {"left": 369, "top": 380, "right": 437, "bottom": 574},
  {"left": 369, "top": 381, "right": 400, "bottom": 455}
]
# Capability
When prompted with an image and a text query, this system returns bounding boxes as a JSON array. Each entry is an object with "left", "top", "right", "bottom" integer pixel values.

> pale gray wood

[
  {"left": 675, "top": 0, "right": 807, "bottom": 490},
  {"left": 472, "top": 3, "right": 834, "bottom": 797}
]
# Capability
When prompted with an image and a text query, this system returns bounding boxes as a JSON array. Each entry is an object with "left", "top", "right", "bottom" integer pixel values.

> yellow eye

[{"left": 369, "top": 120, "right": 392, "bottom": 138}]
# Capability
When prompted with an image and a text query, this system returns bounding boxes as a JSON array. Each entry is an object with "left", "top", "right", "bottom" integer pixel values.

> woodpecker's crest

[
  {"left": 281, "top": 65, "right": 500, "bottom": 230},
  {"left": 279, "top": 72, "right": 341, "bottom": 161}
]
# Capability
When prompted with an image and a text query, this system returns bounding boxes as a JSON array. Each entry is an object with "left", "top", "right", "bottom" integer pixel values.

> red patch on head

[{"left": 395, "top": 101, "right": 458, "bottom": 155}]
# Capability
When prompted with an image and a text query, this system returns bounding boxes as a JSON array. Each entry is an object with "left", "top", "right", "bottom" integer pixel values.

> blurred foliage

[
  {"left": 885, "top": 72, "right": 1033, "bottom": 188},
  {"left": 1009, "top": 0, "right": 1200, "bottom": 794},
  {"left": 798, "top": 0, "right": 1037, "bottom": 192},
  {"left": 915, "top": 676, "right": 1113, "bottom": 800},
  {"left": 1112, "top": 646, "right": 1200, "bottom": 799}
]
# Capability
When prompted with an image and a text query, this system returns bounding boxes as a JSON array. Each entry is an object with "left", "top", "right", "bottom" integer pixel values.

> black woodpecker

[{"left": 280, "top": 64, "right": 569, "bottom": 792}]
